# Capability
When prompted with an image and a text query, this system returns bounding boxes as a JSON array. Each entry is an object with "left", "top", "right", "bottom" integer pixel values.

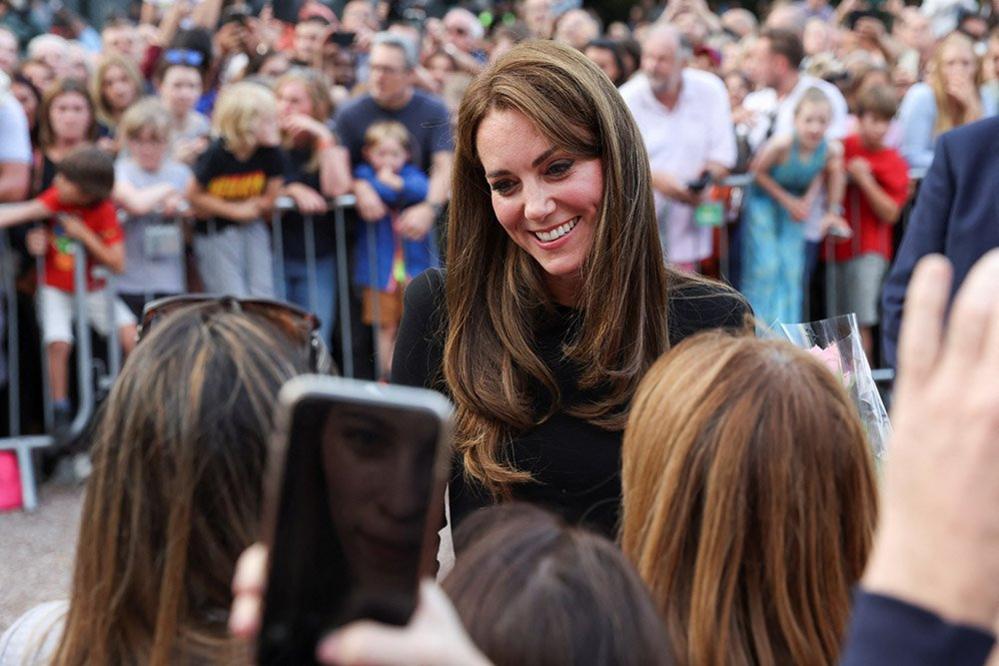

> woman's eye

[
  {"left": 490, "top": 180, "right": 515, "bottom": 194},
  {"left": 547, "top": 160, "right": 573, "bottom": 177}
]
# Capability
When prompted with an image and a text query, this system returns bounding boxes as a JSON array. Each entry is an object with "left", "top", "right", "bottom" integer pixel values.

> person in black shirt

[
  {"left": 189, "top": 82, "right": 284, "bottom": 298},
  {"left": 275, "top": 69, "right": 351, "bottom": 346},
  {"left": 391, "top": 41, "right": 749, "bottom": 539}
]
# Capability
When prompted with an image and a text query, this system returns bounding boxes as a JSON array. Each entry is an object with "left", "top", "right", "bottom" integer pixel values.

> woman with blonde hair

[
  {"left": 899, "top": 31, "right": 997, "bottom": 169},
  {"left": 0, "top": 298, "right": 317, "bottom": 664},
  {"left": 89, "top": 53, "right": 143, "bottom": 151},
  {"left": 392, "top": 40, "right": 748, "bottom": 538},
  {"left": 620, "top": 331, "right": 879, "bottom": 665}
]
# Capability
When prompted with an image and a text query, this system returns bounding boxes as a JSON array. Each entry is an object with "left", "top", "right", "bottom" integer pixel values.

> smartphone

[
  {"left": 257, "top": 376, "right": 453, "bottom": 665},
  {"left": 327, "top": 31, "right": 356, "bottom": 47}
]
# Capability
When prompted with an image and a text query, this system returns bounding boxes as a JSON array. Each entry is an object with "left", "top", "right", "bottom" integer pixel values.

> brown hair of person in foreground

[
  {"left": 621, "top": 331, "right": 879, "bottom": 665},
  {"left": 51, "top": 304, "right": 311, "bottom": 665}
]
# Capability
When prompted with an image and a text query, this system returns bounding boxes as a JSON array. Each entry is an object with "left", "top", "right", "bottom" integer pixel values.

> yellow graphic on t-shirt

[{"left": 207, "top": 171, "right": 266, "bottom": 199}]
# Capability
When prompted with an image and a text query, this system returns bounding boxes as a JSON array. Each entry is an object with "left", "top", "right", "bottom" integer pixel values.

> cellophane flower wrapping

[{"left": 779, "top": 314, "right": 891, "bottom": 460}]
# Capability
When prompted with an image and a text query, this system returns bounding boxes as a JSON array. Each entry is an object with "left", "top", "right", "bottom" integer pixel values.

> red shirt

[
  {"left": 37, "top": 187, "right": 123, "bottom": 293},
  {"left": 835, "top": 134, "right": 910, "bottom": 263}
]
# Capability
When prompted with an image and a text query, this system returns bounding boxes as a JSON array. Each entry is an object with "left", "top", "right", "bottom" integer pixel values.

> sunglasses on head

[
  {"left": 138, "top": 295, "right": 333, "bottom": 374},
  {"left": 163, "top": 48, "right": 205, "bottom": 68}
]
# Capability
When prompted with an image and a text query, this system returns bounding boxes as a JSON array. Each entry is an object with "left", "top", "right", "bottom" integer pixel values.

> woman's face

[
  {"left": 12, "top": 83, "right": 39, "bottom": 130},
  {"left": 478, "top": 109, "right": 602, "bottom": 305},
  {"left": 725, "top": 74, "right": 749, "bottom": 109},
  {"left": 50, "top": 91, "right": 92, "bottom": 142},
  {"left": 102, "top": 64, "right": 138, "bottom": 114},
  {"left": 938, "top": 41, "right": 976, "bottom": 85},
  {"left": 426, "top": 53, "right": 455, "bottom": 91},
  {"left": 160, "top": 65, "right": 202, "bottom": 118},
  {"left": 276, "top": 80, "right": 316, "bottom": 119}
]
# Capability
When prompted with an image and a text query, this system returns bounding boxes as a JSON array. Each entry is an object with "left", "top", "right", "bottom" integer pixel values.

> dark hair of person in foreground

[{"left": 443, "top": 503, "right": 672, "bottom": 666}]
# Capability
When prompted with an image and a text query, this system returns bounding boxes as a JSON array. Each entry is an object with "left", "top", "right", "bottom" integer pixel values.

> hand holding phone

[{"left": 256, "top": 377, "right": 453, "bottom": 665}]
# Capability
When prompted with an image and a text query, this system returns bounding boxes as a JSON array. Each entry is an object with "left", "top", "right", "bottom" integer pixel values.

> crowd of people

[{"left": 0, "top": 0, "right": 997, "bottom": 664}]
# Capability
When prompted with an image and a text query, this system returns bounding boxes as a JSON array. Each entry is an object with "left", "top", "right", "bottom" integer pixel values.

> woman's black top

[{"left": 392, "top": 268, "right": 750, "bottom": 538}]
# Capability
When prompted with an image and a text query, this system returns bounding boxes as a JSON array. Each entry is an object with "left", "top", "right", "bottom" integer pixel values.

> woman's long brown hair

[
  {"left": 51, "top": 306, "right": 309, "bottom": 665},
  {"left": 444, "top": 40, "right": 671, "bottom": 496},
  {"left": 620, "top": 332, "right": 878, "bottom": 666}
]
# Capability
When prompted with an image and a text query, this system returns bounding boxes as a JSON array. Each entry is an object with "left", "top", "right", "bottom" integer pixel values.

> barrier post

[
  {"left": 333, "top": 198, "right": 354, "bottom": 378},
  {"left": 68, "top": 240, "right": 95, "bottom": 439},
  {"left": 304, "top": 213, "right": 320, "bottom": 316},
  {"left": 35, "top": 253, "right": 53, "bottom": 433},
  {"left": 272, "top": 206, "right": 287, "bottom": 302},
  {"left": 1, "top": 230, "right": 19, "bottom": 436},
  {"left": 366, "top": 221, "right": 383, "bottom": 377}
]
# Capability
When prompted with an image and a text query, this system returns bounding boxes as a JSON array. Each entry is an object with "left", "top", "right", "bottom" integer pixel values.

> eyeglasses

[
  {"left": 138, "top": 295, "right": 332, "bottom": 373},
  {"left": 163, "top": 48, "right": 205, "bottom": 68}
]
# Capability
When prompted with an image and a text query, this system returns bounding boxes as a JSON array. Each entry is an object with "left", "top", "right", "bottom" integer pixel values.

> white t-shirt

[
  {"left": 0, "top": 600, "right": 67, "bottom": 666},
  {"left": 0, "top": 94, "right": 32, "bottom": 166},
  {"left": 620, "top": 69, "right": 737, "bottom": 264}
]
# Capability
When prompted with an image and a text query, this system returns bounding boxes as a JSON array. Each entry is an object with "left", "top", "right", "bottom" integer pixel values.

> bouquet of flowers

[{"left": 779, "top": 314, "right": 891, "bottom": 460}]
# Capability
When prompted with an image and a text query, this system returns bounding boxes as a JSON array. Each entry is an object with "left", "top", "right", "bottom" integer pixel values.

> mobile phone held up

[{"left": 257, "top": 376, "right": 453, "bottom": 665}]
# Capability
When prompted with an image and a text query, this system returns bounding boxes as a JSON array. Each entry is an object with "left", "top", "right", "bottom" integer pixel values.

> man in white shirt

[
  {"left": 620, "top": 23, "right": 736, "bottom": 271},
  {"left": 744, "top": 28, "right": 848, "bottom": 151}
]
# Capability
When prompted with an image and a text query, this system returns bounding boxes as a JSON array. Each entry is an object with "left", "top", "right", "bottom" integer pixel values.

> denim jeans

[{"left": 283, "top": 254, "right": 337, "bottom": 347}]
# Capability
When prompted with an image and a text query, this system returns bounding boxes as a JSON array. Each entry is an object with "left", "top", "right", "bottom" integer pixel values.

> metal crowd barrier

[{"left": 1, "top": 229, "right": 109, "bottom": 511}]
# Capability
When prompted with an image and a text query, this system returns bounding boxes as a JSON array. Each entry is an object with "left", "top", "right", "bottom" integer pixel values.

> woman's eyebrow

[{"left": 484, "top": 146, "right": 558, "bottom": 178}]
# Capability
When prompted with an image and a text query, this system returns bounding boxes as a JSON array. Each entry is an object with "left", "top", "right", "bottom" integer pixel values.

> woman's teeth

[{"left": 534, "top": 217, "right": 578, "bottom": 242}]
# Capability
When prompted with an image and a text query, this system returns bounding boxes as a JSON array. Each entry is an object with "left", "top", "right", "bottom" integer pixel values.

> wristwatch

[
  {"left": 428, "top": 202, "right": 445, "bottom": 219},
  {"left": 828, "top": 203, "right": 844, "bottom": 216}
]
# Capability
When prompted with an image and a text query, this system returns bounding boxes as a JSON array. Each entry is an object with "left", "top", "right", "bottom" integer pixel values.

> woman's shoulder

[
  {"left": 667, "top": 275, "right": 750, "bottom": 345},
  {"left": 900, "top": 83, "right": 936, "bottom": 111},
  {"left": 0, "top": 600, "right": 67, "bottom": 666}
]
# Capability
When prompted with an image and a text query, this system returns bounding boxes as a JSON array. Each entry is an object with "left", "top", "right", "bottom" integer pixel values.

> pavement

[{"left": 0, "top": 482, "right": 84, "bottom": 633}]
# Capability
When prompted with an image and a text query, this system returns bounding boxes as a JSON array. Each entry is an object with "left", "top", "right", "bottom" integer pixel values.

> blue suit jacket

[{"left": 881, "top": 116, "right": 999, "bottom": 367}]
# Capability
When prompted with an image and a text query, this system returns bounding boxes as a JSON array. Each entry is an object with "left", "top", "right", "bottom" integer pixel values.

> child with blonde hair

[
  {"left": 188, "top": 82, "right": 283, "bottom": 297},
  {"left": 352, "top": 120, "right": 435, "bottom": 379},
  {"left": 113, "top": 97, "right": 193, "bottom": 316}
]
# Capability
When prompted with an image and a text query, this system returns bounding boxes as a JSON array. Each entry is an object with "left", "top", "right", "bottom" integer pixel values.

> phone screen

[{"left": 257, "top": 380, "right": 450, "bottom": 665}]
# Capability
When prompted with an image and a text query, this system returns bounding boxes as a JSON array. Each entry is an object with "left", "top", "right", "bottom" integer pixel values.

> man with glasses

[{"left": 334, "top": 32, "right": 453, "bottom": 244}]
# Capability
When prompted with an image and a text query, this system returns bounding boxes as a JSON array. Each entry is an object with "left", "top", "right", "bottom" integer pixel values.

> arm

[
  {"left": 398, "top": 165, "right": 430, "bottom": 208},
  {"left": 852, "top": 169, "right": 904, "bottom": 224},
  {"left": 880, "top": 134, "right": 953, "bottom": 367},
  {"left": 0, "top": 163, "right": 30, "bottom": 203},
  {"left": 60, "top": 216, "right": 126, "bottom": 274},
  {"left": 187, "top": 178, "right": 261, "bottom": 222},
  {"left": 319, "top": 143, "right": 352, "bottom": 199},
  {"left": 898, "top": 85, "right": 938, "bottom": 170},
  {"left": 395, "top": 151, "right": 451, "bottom": 241},
  {"left": 824, "top": 142, "right": 847, "bottom": 215},
  {"left": 113, "top": 179, "right": 179, "bottom": 216},
  {"left": 0, "top": 199, "right": 51, "bottom": 229}
]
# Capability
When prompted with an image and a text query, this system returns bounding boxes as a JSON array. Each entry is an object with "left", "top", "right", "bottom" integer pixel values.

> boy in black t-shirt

[{"left": 188, "top": 82, "right": 284, "bottom": 297}]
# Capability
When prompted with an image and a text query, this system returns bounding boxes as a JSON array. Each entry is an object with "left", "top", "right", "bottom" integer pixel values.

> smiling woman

[{"left": 392, "top": 40, "right": 749, "bottom": 538}]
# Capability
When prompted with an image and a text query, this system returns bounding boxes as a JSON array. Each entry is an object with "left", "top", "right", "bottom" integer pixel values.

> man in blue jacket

[{"left": 881, "top": 116, "right": 999, "bottom": 367}]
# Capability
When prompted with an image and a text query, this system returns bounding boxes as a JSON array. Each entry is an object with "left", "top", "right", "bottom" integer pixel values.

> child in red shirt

[
  {"left": 0, "top": 146, "right": 136, "bottom": 427},
  {"left": 832, "top": 85, "right": 910, "bottom": 361}
]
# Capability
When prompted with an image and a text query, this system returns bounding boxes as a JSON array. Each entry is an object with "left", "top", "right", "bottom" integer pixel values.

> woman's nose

[{"left": 523, "top": 182, "right": 556, "bottom": 223}]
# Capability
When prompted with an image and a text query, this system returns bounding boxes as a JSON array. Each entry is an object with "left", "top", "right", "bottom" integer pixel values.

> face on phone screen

[
  {"left": 321, "top": 404, "right": 438, "bottom": 590},
  {"left": 258, "top": 392, "right": 446, "bottom": 665}
]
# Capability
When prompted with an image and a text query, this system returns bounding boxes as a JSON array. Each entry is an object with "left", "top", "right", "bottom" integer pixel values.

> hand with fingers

[{"left": 862, "top": 250, "right": 999, "bottom": 631}]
